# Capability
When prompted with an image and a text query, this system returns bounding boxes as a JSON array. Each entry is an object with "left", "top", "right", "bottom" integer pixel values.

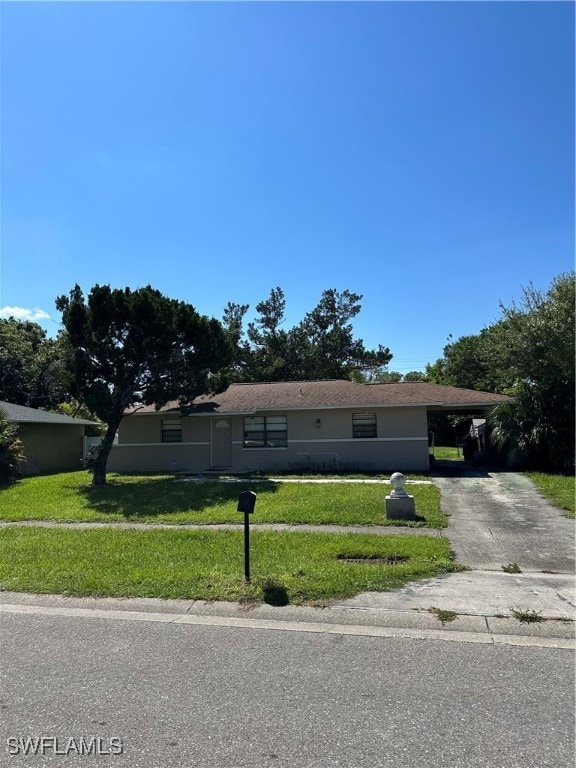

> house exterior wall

[
  {"left": 107, "top": 406, "right": 430, "bottom": 473},
  {"left": 227, "top": 407, "right": 428, "bottom": 472},
  {"left": 18, "top": 423, "right": 85, "bottom": 475},
  {"left": 107, "top": 413, "right": 211, "bottom": 473}
]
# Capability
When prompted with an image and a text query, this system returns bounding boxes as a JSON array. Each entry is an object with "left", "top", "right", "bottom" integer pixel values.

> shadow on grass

[
  {"left": 77, "top": 478, "right": 280, "bottom": 518},
  {"left": 262, "top": 580, "right": 290, "bottom": 606}
]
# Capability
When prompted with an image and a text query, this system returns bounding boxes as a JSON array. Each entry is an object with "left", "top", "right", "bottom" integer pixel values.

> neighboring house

[
  {"left": 107, "top": 380, "right": 513, "bottom": 474},
  {"left": 0, "top": 401, "right": 98, "bottom": 476},
  {"left": 470, "top": 418, "right": 488, "bottom": 451},
  {"left": 461, "top": 417, "right": 489, "bottom": 461}
]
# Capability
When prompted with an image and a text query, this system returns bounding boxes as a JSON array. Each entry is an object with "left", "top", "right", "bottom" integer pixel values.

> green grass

[
  {"left": 510, "top": 608, "right": 544, "bottom": 624},
  {"left": 527, "top": 472, "right": 575, "bottom": 518},
  {"left": 0, "top": 472, "right": 447, "bottom": 527},
  {"left": 428, "top": 607, "right": 458, "bottom": 625},
  {"left": 0, "top": 526, "right": 458, "bottom": 604},
  {"left": 431, "top": 446, "right": 463, "bottom": 461}
]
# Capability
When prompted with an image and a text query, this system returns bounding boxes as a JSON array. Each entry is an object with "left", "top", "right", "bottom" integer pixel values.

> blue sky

[{"left": 1, "top": 1, "right": 573, "bottom": 374}]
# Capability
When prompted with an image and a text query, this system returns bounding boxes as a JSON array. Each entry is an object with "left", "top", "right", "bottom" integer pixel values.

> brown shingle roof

[{"left": 128, "top": 380, "right": 514, "bottom": 416}]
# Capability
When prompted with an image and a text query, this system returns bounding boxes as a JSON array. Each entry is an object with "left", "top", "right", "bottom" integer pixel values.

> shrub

[{"left": 0, "top": 407, "right": 25, "bottom": 484}]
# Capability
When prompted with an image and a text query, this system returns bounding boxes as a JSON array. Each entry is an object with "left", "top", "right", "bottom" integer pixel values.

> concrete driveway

[
  {"left": 338, "top": 467, "right": 575, "bottom": 623},
  {"left": 433, "top": 469, "right": 575, "bottom": 573}
]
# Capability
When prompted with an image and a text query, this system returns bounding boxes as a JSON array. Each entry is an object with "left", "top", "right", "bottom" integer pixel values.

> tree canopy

[
  {"left": 56, "top": 284, "right": 232, "bottom": 485},
  {"left": 426, "top": 272, "right": 575, "bottom": 470},
  {"left": 223, "top": 287, "right": 392, "bottom": 382},
  {"left": 360, "top": 369, "right": 428, "bottom": 383},
  {"left": 0, "top": 318, "right": 69, "bottom": 409}
]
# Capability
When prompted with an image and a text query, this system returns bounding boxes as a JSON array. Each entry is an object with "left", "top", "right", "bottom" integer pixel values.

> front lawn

[
  {"left": 527, "top": 472, "right": 575, "bottom": 518},
  {"left": 0, "top": 472, "right": 446, "bottom": 528},
  {"left": 0, "top": 526, "right": 457, "bottom": 604}
]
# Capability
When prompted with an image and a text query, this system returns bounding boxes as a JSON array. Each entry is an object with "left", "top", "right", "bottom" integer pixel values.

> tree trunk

[
  {"left": 90, "top": 424, "right": 118, "bottom": 486},
  {"left": 91, "top": 453, "right": 108, "bottom": 486}
]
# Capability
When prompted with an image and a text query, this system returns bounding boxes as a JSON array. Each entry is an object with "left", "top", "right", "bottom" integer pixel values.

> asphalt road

[{"left": 1, "top": 611, "right": 574, "bottom": 768}]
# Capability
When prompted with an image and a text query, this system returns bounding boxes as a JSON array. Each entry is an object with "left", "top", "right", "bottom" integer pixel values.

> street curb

[{"left": 1, "top": 592, "right": 573, "bottom": 649}]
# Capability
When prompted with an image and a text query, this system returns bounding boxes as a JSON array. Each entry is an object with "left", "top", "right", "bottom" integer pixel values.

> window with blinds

[
  {"left": 352, "top": 413, "right": 377, "bottom": 439},
  {"left": 162, "top": 417, "right": 182, "bottom": 443},
  {"left": 244, "top": 415, "right": 287, "bottom": 448}
]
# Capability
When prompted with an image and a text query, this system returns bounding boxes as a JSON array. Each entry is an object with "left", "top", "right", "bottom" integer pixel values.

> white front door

[{"left": 212, "top": 419, "right": 232, "bottom": 468}]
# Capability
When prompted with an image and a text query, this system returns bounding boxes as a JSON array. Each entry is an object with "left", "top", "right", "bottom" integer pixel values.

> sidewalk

[{"left": 0, "top": 520, "right": 440, "bottom": 536}]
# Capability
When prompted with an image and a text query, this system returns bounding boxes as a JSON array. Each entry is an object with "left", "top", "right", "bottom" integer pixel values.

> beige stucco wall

[
  {"left": 228, "top": 407, "right": 429, "bottom": 472},
  {"left": 116, "top": 413, "right": 210, "bottom": 444},
  {"left": 107, "top": 443, "right": 211, "bottom": 473},
  {"left": 108, "top": 406, "right": 430, "bottom": 473},
  {"left": 108, "top": 412, "right": 211, "bottom": 473},
  {"left": 18, "top": 423, "right": 85, "bottom": 475}
]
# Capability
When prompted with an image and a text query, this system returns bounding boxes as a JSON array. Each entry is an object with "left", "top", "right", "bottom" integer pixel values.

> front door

[{"left": 212, "top": 419, "right": 232, "bottom": 468}]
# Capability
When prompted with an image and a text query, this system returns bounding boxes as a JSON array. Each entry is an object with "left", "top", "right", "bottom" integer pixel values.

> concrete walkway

[
  {"left": 0, "top": 520, "right": 439, "bottom": 537},
  {"left": 176, "top": 476, "right": 433, "bottom": 484}
]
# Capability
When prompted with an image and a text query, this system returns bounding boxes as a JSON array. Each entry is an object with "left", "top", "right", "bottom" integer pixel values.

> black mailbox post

[{"left": 237, "top": 491, "right": 256, "bottom": 582}]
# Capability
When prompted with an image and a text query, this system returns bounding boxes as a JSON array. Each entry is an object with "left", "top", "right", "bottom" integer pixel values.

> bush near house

[{"left": 0, "top": 408, "right": 25, "bottom": 485}]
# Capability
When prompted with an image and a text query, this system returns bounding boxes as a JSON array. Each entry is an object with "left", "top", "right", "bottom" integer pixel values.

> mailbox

[
  {"left": 238, "top": 491, "right": 256, "bottom": 582},
  {"left": 237, "top": 490, "right": 257, "bottom": 514}
]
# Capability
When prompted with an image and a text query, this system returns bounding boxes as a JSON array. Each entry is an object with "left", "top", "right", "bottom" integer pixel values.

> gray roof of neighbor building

[
  {"left": 127, "top": 380, "right": 514, "bottom": 416},
  {"left": 0, "top": 401, "right": 98, "bottom": 426}
]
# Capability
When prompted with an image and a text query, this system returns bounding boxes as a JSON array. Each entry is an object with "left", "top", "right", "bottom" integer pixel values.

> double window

[
  {"left": 244, "top": 415, "right": 287, "bottom": 448},
  {"left": 352, "top": 413, "right": 377, "bottom": 439},
  {"left": 162, "top": 417, "right": 182, "bottom": 443}
]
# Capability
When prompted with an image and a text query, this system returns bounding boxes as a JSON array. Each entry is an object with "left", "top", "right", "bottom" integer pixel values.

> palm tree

[{"left": 489, "top": 383, "right": 558, "bottom": 469}]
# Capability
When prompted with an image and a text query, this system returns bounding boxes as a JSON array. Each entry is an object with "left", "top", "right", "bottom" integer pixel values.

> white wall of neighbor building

[{"left": 107, "top": 406, "right": 430, "bottom": 473}]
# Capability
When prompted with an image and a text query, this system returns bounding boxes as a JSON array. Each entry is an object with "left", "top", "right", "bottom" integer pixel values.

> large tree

[
  {"left": 56, "top": 284, "right": 232, "bottom": 485},
  {"left": 0, "top": 318, "right": 69, "bottom": 408},
  {"left": 425, "top": 329, "right": 509, "bottom": 393},
  {"left": 489, "top": 273, "right": 575, "bottom": 470},
  {"left": 223, "top": 287, "right": 392, "bottom": 382},
  {"left": 426, "top": 272, "right": 575, "bottom": 470}
]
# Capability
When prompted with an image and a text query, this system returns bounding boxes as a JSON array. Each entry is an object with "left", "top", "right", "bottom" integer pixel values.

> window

[
  {"left": 244, "top": 415, "right": 287, "bottom": 448},
  {"left": 352, "top": 413, "right": 377, "bottom": 439},
  {"left": 162, "top": 417, "right": 182, "bottom": 443}
]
